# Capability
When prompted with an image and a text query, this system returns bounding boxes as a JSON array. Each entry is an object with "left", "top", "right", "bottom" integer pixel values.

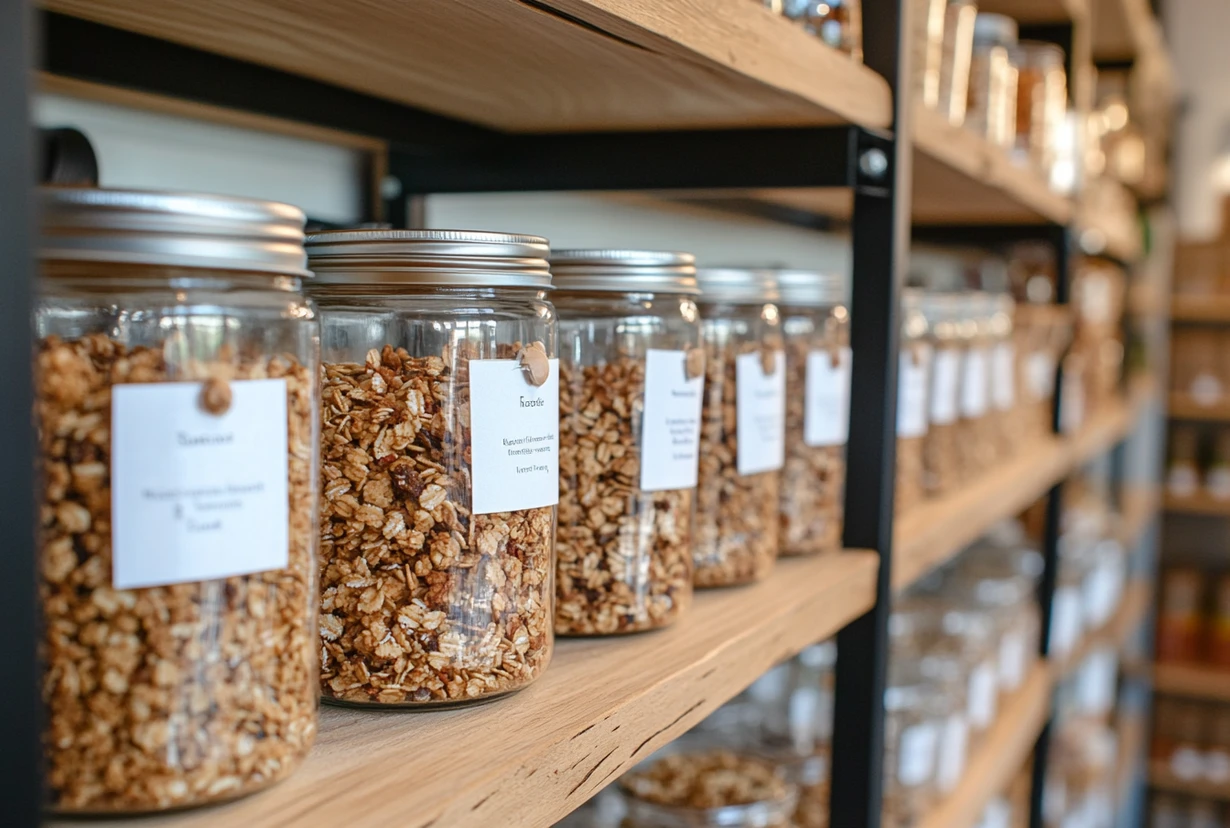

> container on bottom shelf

[
  {"left": 36, "top": 188, "right": 320, "bottom": 814},
  {"left": 308, "top": 229, "right": 557, "bottom": 707},
  {"left": 693, "top": 269, "right": 787, "bottom": 587},
  {"left": 883, "top": 658, "right": 954, "bottom": 828},
  {"left": 551, "top": 250, "right": 703, "bottom": 636}
]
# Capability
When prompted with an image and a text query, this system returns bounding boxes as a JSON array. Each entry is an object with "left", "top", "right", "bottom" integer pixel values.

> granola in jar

[
  {"left": 694, "top": 269, "right": 787, "bottom": 587},
  {"left": 897, "top": 289, "right": 932, "bottom": 514},
  {"left": 308, "top": 230, "right": 558, "bottom": 707},
  {"left": 36, "top": 188, "right": 320, "bottom": 814},
  {"left": 921, "top": 292, "right": 963, "bottom": 498},
  {"left": 553, "top": 251, "right": 702, "bottom": 635},
  {"left": 777, "top": 270, "right": 851, "bottom": 556}
]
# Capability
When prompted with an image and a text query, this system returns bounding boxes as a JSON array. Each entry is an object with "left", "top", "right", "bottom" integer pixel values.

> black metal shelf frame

[{"left": 8, "top": 3, "right": 1139, "bottom": 827}]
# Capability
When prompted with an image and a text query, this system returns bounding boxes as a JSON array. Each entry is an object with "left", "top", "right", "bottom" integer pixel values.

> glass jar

[
  {"left": 35, "top": 188, "right": 320, "bottom": 814},
  {"left": 967, "top": 13, "right": 1020, "bottom": 149},
  {"left": 922, "top": 292, "right": 962, "bottom": 498},
  {"left": 618, "top": 750, "right": 799, "bottom": 828},
  {"left": 988, "top": 294, "right": 1018, "bottom": 461},
  {"left": 957, "top": 292, "right": 994, "bottom": 481},
  {"left": 770, "top": 0, "right": 863, "bottom": 60},
  {"left": 1011, "top": 41, "right": 1067, "bottom": 175},
  {"left": 1209, "top": 432, "right": 1230, "bottom": 500},
  {"left": 694, "top": 270, "right": 786, "bottom": 587},
  {"left": 883, "top": 658, "right": 951, "bottom": 828},
  {"left": 937, "top": 0, "right": 978, "bottom": 127},
  {"left": 549, "top": 250, "right": 702, "bottom": 635},
  {"left": 897, "top": 289, "right": 932, "bottom": 513},
  {"left": 919, "top": 652, "right": 971, "bottom": 795},
  {"left": 307, "top": 229, "right": 557, "bottom": 707},
  {"left": 1156, "top": 567, "right": 1204, "bottom": 664},
  {"left": 1166, "top": 426, "right": 1200, "bottom": 499},
  {"left": 777, "top": 270, "right": 850, "bottom": 556}
]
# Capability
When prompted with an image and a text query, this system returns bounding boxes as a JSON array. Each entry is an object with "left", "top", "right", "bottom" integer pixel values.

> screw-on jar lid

[
  {"left": 695, "top": 268, "right": 781, "bottom": 304},
  {"left": 39, "top": 187, "right": 309, "bottom": 277},
  {"left": 305, "top": 229, "right": 551, "bottom": 288},
  {"left": 774, "top": 269, "right": 847, "bottom": 308},
  {"left": 550, "top": 249, "right": 698, "bottom": 295}
]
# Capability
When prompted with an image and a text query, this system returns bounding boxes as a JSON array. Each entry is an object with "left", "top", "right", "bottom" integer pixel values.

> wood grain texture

[
  {"left": 43, "top": 0, "right": 891, "bottom": 132},
  {"left": 894, "top": 391, "right": 1148, "bottom": 593},
  {"left": 1171, "top": 295, "right": 1230, "bottom": 324},
  {"left": 1054, "top": 579, "right": 1150, "bottom": 678},
  {"left": 916, "top": 663, "right": 1053, "bottom": 828},
  {"left": 64, "top": 551, "right": 876, "bottom": 828},
  {"left": 911, "top": 105, "right": 1073, "bottom": 226},
  {"left": 1153, "top": 663, "right": 1230, "bottom": 704}
]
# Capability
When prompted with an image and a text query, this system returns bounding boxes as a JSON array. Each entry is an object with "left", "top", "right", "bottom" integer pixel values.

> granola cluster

[
  {"left": 694, "top": 339, "right": 781, "bottom": 587},
  {"left": 37, "top": 333, "right": 318, "bottom": 813},
  {"left": 781, "top": 341, "right": 845, "bottom": 556},
  {"left": 319, "top": 345, "right": 553, "bottom": 706},
  {"left": 557, "top": 357, "right": 693, "bottom": 635},
  {"left": 619, "top": 750, "right": 792, "bottom": 810}
]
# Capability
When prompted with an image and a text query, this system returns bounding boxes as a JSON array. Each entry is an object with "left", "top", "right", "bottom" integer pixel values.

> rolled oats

[
  {"left": 319, "top": 344, "right": 553, "bottom": 705},
  {"left": 556, "top": 357, "right": 693, "bottom": 635},
  {"left": 38, "top": 333, "right": 318, "bottom": 813},
  {"left": 694, "top": 337, "right": 782, "bottom": 587}
]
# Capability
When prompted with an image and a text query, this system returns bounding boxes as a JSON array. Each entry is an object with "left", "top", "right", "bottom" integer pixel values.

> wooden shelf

[
  {"left": 1169, "top": 393, "right": 1230, "bottom": 422},
  {"left": 43, "top": 0, "right": 892, "bottom": 133},
  {"left": 978, "top": 0, "right": 1088, "bottom": 23},
  {"left": 65, "top": 551, "right": 876, "bottom": 828},
  {"left": 916, "top": 663, "right": 1053, "bottom": 828},
  {"left": 1092, "top": 0, "right": 1153, "bottom": 63},
  {"left": 1153, "top": 663, "right": 1230, "bottom": 704},
  {"left": 912, "top": 104, "right": 1073, "bottom": 226},
  {"left": 894, "top": 392, "right": 1147, "bottom": 592},
  {"left": 1164, "top": 491, "right": 1230, "bottom": 517},
  {"left": 1150, "top": 761, "right": 1230, "bottom": 800},
  {"left": 1054, "top": 579, "right": 1151, "bottom": 677},
  {"left": 1171, "top": 295, "right": 1230, "bottom": 323}
]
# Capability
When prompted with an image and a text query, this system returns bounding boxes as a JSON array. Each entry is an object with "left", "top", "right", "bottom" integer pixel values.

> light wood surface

[
  {"left": 1171, "top": 295, "right": 1230, "bottom": 323},
  {"left": 911, "top": 104, "right": 1073, "bottom": 226},
  {"left": 1054, "top": 579, "right": 1151, "bottom": 678},
  {"left": 1169, "top": 393, "right": 1230, "bottom": 422},
  {"left": 916, "top": 663, "right": 1053, "bottom": 828},
  {"left": 1092, "top": 0, "right": 1152, "bottom": 62},
  {"left": 44, "top": 0, "right": 892, "bottom": 133},
  {"left": 978, "top": 0, "right": 1088, "bottom": 22},
  {"left": 894, "top": 392, "right": 1147, "bottom": 592},
  {"left": 1149, "top": 761, "right": 1230, "bottom": 800},
  {"left": 1164, "top": 491, "right": 1230, "bottom": 517},
  {"left": 63, "top": 551, "right": 876, "bottom": 828},
  {"left": 1153, "top": 663, "right": 1230, "bottom": 704}
]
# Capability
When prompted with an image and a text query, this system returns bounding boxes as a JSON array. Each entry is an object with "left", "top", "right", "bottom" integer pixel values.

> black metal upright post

[
  {"left": 1, "top": 2, "right": 43, "bottom": 827},
  {"left": 1029, "top": 225, "right": 1073, "bottom": 828},
  {"left": 830, "top": 0, "right": 912, "bottom": 825}
]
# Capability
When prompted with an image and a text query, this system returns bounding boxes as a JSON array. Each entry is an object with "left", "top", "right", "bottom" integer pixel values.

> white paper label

[
  {"left": 982, "top": 800, "right": 1011, "bottom": 828},
  {"left": 930, "top": 349, "right": 960, "bottom": 424},
  {"left": 1077, "top": 648, "right": 1118, "bottom": 715},
  {"left": 968, "top": 660, "right": 998, "bottom": 728},
  {"left": 898, "top": 722, "right": 939, "bottom": 787},
  {"left": 999, "top": 627, "right": 1028, "bottom": 691},
  {"left": 1050, "top": 587, "right": 1084, "bottom": 656},
  {"left": 1027, "top": 351, "right": 1054, "bottom": 401},
  {"left": 1168, "top": 465, "right": 1199, "bottom": 498},
  {"left": 804, "top": 347, "right": 852, "bottom": 447},
  {"left": 960, "top": 347, "right": 990, "bottom": 417},
  {"left": 1192, "top": 374, "right": 1224, "bottom": 407},
  {"left": 936, "top": 714, "right": 969, "bottom": 792},
  {"left": 1172, "top": 746, "right": 1205, "bottom": 780},
  {"left": 639, "top": 349, "right": 704, "bottom": 492},
  {"left": 468, "top": 358, "right": 560, "bottom": 515},
  {"left": 992, "top": 343, "right": 1016, "bottom": 410},
  {"left": 736, "top": 351, "right": 787, "bottom": 476},
  {"left": 1205, "top": 750, "right": 1230, "bottom": 784},
  {"left": 111, "top": 379, "right": 289, "bottom": 590},
  {"left": 1209, "top": 467, "right": 1230, "bottom": 501},
  {"left": 898, "top": 346, "right": 932, "bottom": 438}
]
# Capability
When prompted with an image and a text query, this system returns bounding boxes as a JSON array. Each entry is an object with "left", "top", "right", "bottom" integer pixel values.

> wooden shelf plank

[
  {"left": 911, "top": 104, "right": 1073, "bottom": 226},
  {"left": 1054, "top": 579, "right": 1151, "bottom": 677},
  {"left": 1150, "top": 761, "right": 1230, "bottom": 800},
  {"left": 1169, "top": 393, "right": 1230, "bottom": 422},
  {"left": 916, "top": 663, "right": 1053, "bottom": 828},
  {"left": 1171, "top": 295, "right": 1230, "bottom": 323},
  {"left": 895, "top": 392, "right": 1145, "bottom": 592},
  {"left": 1153, "top": 663, "right": 1230, "bottom": 704},
  {"left": 1164, "top": 491, "right": 1230, "bottom": 517},
  {"left": 62, "top": 551, "right": 877, "bottom": 828},
  {"left": 43, "top": 0, "right": 892, "bottom": 133},
  {"left": 1092, "top": 0, "right": 1152, "bottom": 63},
  {"left": 978, "top": 0, "right": 1088, "bottom": 23}
]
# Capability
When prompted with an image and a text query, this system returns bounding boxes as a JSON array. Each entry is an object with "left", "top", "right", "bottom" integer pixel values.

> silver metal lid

[
  {"left": 773, "top": 269, "right": 847, "bottom": 308},
  {"left": 694, "top": 268, "right": 781, "bottom": 304},
  {"left": 40, "top": 187, "right": 309, "bottom": 277},
  {"left": 550, "top": 249, "right": 698, "bottom": 295},
  {"left": 305, "top": 229, "right": 551, "bottom": 288}
]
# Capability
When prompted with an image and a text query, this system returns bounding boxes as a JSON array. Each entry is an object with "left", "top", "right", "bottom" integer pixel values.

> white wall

[{"left": 1163, "top": 0, "right": 1230, "bottom": 239}]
